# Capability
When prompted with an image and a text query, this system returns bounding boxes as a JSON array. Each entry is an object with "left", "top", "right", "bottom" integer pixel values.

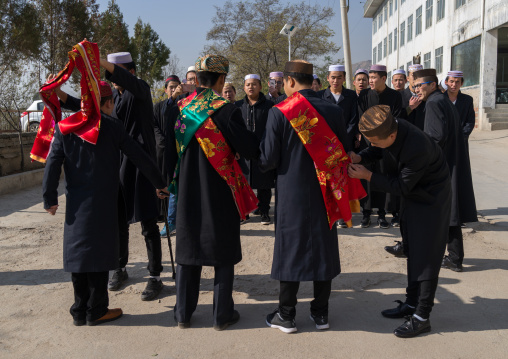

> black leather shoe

[
  {"left": 391, "top": 215, "right": 400, "bottom": 227},
  {"left": 141, "top": 278, "right": 163, "bottom": 301},
  {"left": 361, "top": 216, "right": 371, "bottom": 228},
  {"left": 173, "top": 306, "right": 191, "bottom": 328},
  {"left": 73, "top": 319, "right": 86, "bottom": 326},
  {"left": 378, "top": 216, "right": 390, "bottom": 229},
  {"left": 393, "top": 316, "right": 431, "bottom": 338},
  {"left": 338, "top": 219, "right": 348, "bottom": 228},
  {"left": 214, "top": 310, "right": 240, "bottom": 331},
  {"left": 384, "top": 241, "right": 406, "bottom": 258},
  {"left": 108, "top": 269, "right": 128, "bottom": 291},
  {"left": 441, "top": 255, "right": 463, "bottom": 272},
  {"left": 381, "top": 300, "right": 416, "bottom": 318}
]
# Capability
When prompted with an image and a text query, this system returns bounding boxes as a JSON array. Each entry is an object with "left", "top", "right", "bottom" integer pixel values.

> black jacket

[{"left": 446, "top": 90, "right": 475, "bottom": 138}]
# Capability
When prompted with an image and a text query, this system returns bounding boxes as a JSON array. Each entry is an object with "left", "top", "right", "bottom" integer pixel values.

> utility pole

[{"left": 340, "top": 0, "right": 353, "bottom": 88}]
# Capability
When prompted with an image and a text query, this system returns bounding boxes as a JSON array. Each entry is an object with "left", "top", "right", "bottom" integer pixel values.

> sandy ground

[{"left": 1, "top": 129, "right": 508, "bottom": 358}]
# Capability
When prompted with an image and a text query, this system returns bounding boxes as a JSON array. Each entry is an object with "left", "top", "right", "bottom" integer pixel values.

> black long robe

[
  {"left": 401, "top": 87, "right": 425, "bottom": 130},
  {"left": 43, "top": 109, "right": 166, "bottom": 273},
  {"left": 446, "top": 90, "right": 475, "bottom": 153},
  {"left": 106, "top": 65, "right": 158, "bottom": 224},
  {"left": 357, "top": 86, "right": 404, "bottom": 212},
  {"left": 423, "top": 90, "right": 478, "bottom": 226},
  {"left": 259, "top": 89, "right": 350, "bottom": 282},
  {"left": 165, "top": 88, "right": 260, "bottom": 266},
  {"left": 235, "top": 93, "right": 275, "bottom": 189},
  {"left": 359, "top": 120, "right": 451, "bottom": 281},
  {"left": 317, "top": 86, "right": 359, "bottom": 149}
]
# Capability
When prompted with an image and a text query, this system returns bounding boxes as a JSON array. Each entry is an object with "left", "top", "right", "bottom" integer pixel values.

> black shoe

[
  {"left": 266, "top": 310, "right": 297, "bottom": 333},
  {"left": 141, "top": 278, "right": 163, "bottom": 301},
  {"left": 73, "top": 319, "right": 86, "bottom": 326},
  {"left": 384, "top": 241, "right": 406, "bottom": 258},
  {"left": 377, "top": 216, "right": 390, "bottom": 229},
  {"left": 108, "top": 269, "right": 128, "bottom": 291},
  {"left": 361, "top": 216, "right": 371, "bottom": 228},
  {"left": 213, "top": 310, "right": 240, "bottom": 331},
  {"left": 310, "top": 314, "right": 329, "bottom": 330},
  {"left": 173, "top": 306, "right": 191, "bottom": 329},
  {"left": 393, "top": 316, "right": 431, "bottom": 338},
  {"left": 253, "top": 209, "right": 261, "bottom": 215},
  {"left": 391, "top": 215, "right": 400, "bottom": 227},
  {"left": 338, "top": 219, "right": 348, "bottom": 228},
  {"left": 261, "top": 213, "right": 271, "bottom": 225},
  {"left": 381, "top": 300, "right": 416, "bottom": 318},
  {"left": 240, "top": 215, "right": 250, "bottom": 224},
  {"left": 441, "top": 255, "right": 463, "bottom": 272}
]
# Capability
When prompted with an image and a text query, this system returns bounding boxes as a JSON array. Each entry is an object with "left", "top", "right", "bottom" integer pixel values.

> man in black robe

[
  {"left": 165, "top": 55, "right": 260, "bottom": 330},
  {"left": 235, "top": 74, "right": 275, "bottom": 224},
  {"left": 43, "top": 81, "right": 167, "bottom": 326},
  {"left": 445, "top": 70, "right": 476, "bottom": 153},
  {"left": 153, "top": 75, "right": 181, "bottom": 236},
  {"left": 349, "top": 105, "right": 451, "bottom": 338},
  {"left": 353, "top": 69, "right": 369, "bottom": 97},
  {"left": 413, "top": 69, "right": 478, "bottom": 272},
  {"left": 101, "top": 52, "right": 163, "bottom": 301},
  {"left": 400, "top": 64, "right": 425, "bottom": 130},
  {"left": 357, "top": 64, "right": 404, "bottom": 229},
  {"left": 259, "top": 60, "right": 349, "bottom": 333}
]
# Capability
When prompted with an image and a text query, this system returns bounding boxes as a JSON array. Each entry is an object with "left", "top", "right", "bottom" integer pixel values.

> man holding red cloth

[{"left": 259, "top": 60, "right": 365, "bottom": 333}]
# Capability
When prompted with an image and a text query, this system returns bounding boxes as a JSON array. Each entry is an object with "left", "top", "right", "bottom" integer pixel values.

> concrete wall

[{"left": 0, "top": 133, "right": 44, "bottom": 176}]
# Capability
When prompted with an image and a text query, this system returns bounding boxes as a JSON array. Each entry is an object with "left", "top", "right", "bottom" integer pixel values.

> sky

[{"left": 95, "top": 0, "right": 373, "bottom": 71}]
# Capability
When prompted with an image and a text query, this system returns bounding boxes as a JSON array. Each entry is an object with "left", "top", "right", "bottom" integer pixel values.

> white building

[{"left": 364, "top": 0, "right": 508, "bottom": 130}]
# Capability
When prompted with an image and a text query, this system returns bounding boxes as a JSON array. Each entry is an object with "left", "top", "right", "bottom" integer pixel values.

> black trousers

[
  {"left": 175, "top": 264, "right": 235, "bottom": 326},
  {"left": 279, "top": 280, "right": 332, "bottom": 320},
  {"left": 257, "top": 188, "right": 272, "bottom": 214},
  {"left": 447, "top": 225, "right": 464, "bottom": 266},
  {"left": 118, "top": 192, "right": 163, "bottom": 276},
  {"left": 405, "top": 277, "right": 439, "bottom": 319},
  {"left": 70, "top": 272, "right": 109, "bottom": 322}
]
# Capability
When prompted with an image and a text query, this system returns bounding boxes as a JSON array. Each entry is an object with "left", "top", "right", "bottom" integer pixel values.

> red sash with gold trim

[{"left": 276, "top": 92, "right": 366, "bottom": 228}]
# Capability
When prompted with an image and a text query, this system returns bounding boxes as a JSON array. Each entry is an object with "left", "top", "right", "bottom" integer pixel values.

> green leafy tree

[
  {"left": 314, "top": 56, "right": 345, "bottom": 89},
  {"left": 92, "top": 0, "right": 130, "bottom": 59},
  {"left": 205, "top": 0, "right": 339, "bottom": 92},
  {"left": 129, "top": 18, "right": 170, "bottom": 87}
]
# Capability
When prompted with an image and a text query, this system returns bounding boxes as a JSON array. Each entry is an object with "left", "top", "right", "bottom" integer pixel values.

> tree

[
  {"left": 205, "top": 0, "right": 339, "bottom": 88},
  {"left": 130, "top": 18, "right": 170, "bottom": 87},
  {"left": 92, "top": 0, "right": 130, "bottom": 59},
  {"left": 152, "top": 54, "right": 185, "bottom": 103},
  {"left": 314, "top": 56, "right": 344, "bottom": 89}
]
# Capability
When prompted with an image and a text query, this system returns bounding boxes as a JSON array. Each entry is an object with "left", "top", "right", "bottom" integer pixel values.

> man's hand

[
  {"left": 45, "top": 205, "right": 58, "bottom": 215},
  {"left": 348, "top": 151, "right": 362, "bottom": 164},
  {"left": 409, "top": 96, "right": 422, "bottom": 110},
  {"left": 47, "top": 73, "right": 68, "bottom": 103},
  {"left": 268, "top": 86, "right": 278, "bottom": 97},
  {"left": 172, "top": 84, "right": 183, "bottom": 100},
  {"left": 348, "top": 164, "right": 372, "bottom": 181},
  {"left": 156, "top": 188, "right": 170, "bottom": 199},
  {"left": 99, "top": 58, "right": 115, "bottom": 74},
  {"left": 354, "top": 133, "right": 362, "bottom": 148}
]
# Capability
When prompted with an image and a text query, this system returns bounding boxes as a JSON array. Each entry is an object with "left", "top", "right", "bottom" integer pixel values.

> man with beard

[
  {"left": 349, "top": 105, "right": 451, "bottom": 338},
  {"left": 413, "top": 69, "right": 478, "bottom": 272},
  {"left": 102, "top": 52, "right": 164, "bottom": 301}
]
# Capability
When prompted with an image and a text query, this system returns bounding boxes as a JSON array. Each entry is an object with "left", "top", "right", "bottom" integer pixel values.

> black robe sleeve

[
  {"left": 60, "top": 95, "right": 81, "bottom": 113},
  {"left": 42, "top": 126, "right": 65, "bottom": 209},
  {"left": 221, "top": 107, "right": 260, "bottom": 160},
  {"left": 357, "top": 145, "right": 383, "bottom": 166},
  {"left": 258, "top": 107, "right": 283, "bottom": 172},
  {"left": 423, "top": 100, "right": 448, "bottom": 148},
  {"left": 462, "top": 96, "right": 475, "bottom": 137},
  {"left": 106, "top": 65, "right": 151, "bottom": 102}
]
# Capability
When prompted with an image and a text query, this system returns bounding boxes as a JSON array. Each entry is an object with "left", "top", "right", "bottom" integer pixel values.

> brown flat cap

[
  {"left": 413, "top": 69, "right": 437, "bottom": 79},
  {"left": 359, "top": 105, "right": 398, "bottom": 138},
  {"left": 284, "top": 61, "right": 313, "bottom": 75}
]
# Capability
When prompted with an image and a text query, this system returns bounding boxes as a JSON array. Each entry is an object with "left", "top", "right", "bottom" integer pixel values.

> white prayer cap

[
  {"left": 408, "top": 64, "right": 423, "bottom": 72},
  {"left": 329, "top": 64, "right": 345, "bottom": 72},
  {"left": 447, "top": 70, "right": 463, "bottom": 78},
  {"left": 440, "top": 79, "right": 448, "bottom": 90},
  {"left": 269, "top": 71, "right": 283, "bottom": 78},
  {"left": 107, "top": 52, "right": 133, "bottom": 64},
  {"left": 393, "top": 69, "right": 406, "bottom": 76},
  {"left": 187, "top": 66, "right": 196, "bottom": 73},
  {"left": 313, "top": 74, "right": 318, "bottom": 79},
  {"left": 244, "top": 74, "right": 261, "bottom": 81}
]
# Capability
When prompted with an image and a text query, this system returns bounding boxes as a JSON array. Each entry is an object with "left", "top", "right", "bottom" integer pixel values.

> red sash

[
  {"left": 276, "top": 92, "right": 366, "bottom": 228},
  {"left": 31, "top": 40, "right": 101, "bottom": 163}
]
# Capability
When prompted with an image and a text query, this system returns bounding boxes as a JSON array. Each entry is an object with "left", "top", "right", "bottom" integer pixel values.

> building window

[
  {"left": 394, "top": 27, "right": 398, "bottom": 50},
  {"left": 451, "top": 36, "right": 481, "bottom": 87},
  {"left": 401, "top": 0, "right": 405, "bottom": 4},
  {"left": 426, "top": 0, "right": 433, "bottom": 29},
  {"left": 378, "top": 42, "right": 383, "bottom": 62},
  {"left": 389, "top": 0, "right": 393, "bottom": 16},
  {"left": 424, "top": 52, "right": 431, "bottom": 68},
  {"left": 383, "top": 37, "right": 387, "bottom": 58},
  {"left": 406, "top": 61, "right": 412, "bottom": 72},
  {"left": 395, "top": 0, "right": 398, "bottom": 10},
  {"left": 379, "top": 11, "right": 383, "bottom": 28},
  {"left": 435, "top": 46, "right": 443, "bottom": 74},
  {"left": 373, "top": 18, "right": 377, "bottom": 34},
  {"left": 388, "top": 71, "right": 392, "bottom": 86},
  {"left": 407, "top": 15, "right": 413, "bottom": 42},
  {"left": 400, "top": 21, "right": 405, "bottom": 47},
  {"left": 373, "top": 48, "right": 377, "bottom": 63},
  {"left": 400, "top": 65, "right": 405, "bottom": 70},
  {"left": 384, "top": 6, "right": 388, "bottom": 22},
  {"left": 416, "top": 6, "right": 422, "bottom": 36},
  {"left": 455, "top": 0, "right": 466, "bottom": 9},
  {"left": 437, "top": 0, "right": 445, "bottom": 21},
  {"left": 389, "top": 33, "right": 393, "bottom": 55}
]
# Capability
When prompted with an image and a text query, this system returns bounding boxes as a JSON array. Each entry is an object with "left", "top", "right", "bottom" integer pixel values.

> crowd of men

[{"left": 41, "top": 44, "right": 477, "bottom": 338}]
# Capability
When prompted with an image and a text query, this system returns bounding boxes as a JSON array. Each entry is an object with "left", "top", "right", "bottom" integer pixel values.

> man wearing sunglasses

[{"left": 413, "top": 69, "right": 478, "bottom": 273}]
